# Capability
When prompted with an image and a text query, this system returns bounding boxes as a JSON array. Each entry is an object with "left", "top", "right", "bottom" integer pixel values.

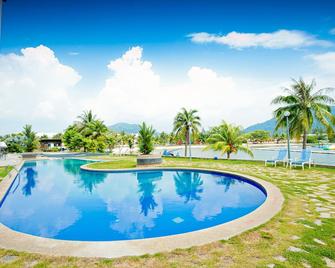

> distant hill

[
  {"left": 245, "top": 107, "right": 335, "bottom": 133},
  {"left": 109, "top": 123, "right": 140, "bottom": 134},
  {"left": 244, "top": 118, "right": 277, "bottom": 133}
]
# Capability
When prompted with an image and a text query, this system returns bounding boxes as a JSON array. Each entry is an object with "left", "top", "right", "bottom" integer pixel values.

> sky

[{"left": 0, "top": 0, "right": 335, "bottom": 134}]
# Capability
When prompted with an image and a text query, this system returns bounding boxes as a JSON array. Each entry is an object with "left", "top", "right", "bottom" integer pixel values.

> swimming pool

[{"left": 0, "top": 159, "right": 266, "bottom": 242}]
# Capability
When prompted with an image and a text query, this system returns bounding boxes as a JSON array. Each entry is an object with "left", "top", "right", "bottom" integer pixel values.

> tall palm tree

[
  {"left": 206, "top": 121, "right": 253, "bottom": 159},
  {"left": 173, "top": 108, "right": 201, "bottom": 156},
  {"left": 272, "top": 78, "right": 335, "bottom": 149},
  {"left": 76, "top": 110, "right": 97, "bottom": 134}
]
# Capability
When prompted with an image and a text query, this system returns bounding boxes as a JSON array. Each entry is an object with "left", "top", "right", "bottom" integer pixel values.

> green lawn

[
  {"left": 86, "top": 156, "right": 136, "bottom": 169},
  {"left": 0, "top": 166, "right": 12, "bottom": 182},
  {"left": 0, "top": 156, "right": 334, "bottom": 268}
]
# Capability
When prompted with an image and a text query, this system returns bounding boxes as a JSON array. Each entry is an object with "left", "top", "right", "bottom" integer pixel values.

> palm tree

[
  {"left": 86, "top": 120, "right": 108, "bottom": 139},
  {"left": 272, "top": 78, "right": 335, "bottom": 149},
  {"left": 206, "top": 121, "right": 253, "bottom": 159},
  {"left": 173, "top": 108, "right": 201, "bottom": 156},
  {"left": 76, "top": 110, "right": 97, "bottom": 134},
  {"left": 138, "top": 122, "right": 155, "bottom": 155},
  {"left": 77, "top": 110, "right": 97, "bottom": 125}
]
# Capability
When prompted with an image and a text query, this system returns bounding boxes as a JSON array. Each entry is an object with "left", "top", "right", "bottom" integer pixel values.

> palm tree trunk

[
  {"left": 302, "top": 129, "right": 307, "bottom": 149},
  {"left": 227, "top": 152, "right": 230, "bottom": 159}
]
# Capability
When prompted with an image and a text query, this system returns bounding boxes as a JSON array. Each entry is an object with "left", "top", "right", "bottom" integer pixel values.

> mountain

[
  {"left": 244, "top": 118, "right": 277, "bottom": 133},
  {"left": 109, "top": 123, "right": 140, "bottom": 134},
  {"left": 245, "top": 107, "right": 335, "bottom": 133}
]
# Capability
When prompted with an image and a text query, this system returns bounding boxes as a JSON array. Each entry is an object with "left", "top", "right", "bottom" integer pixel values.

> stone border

[{"left": 0, "top": 161, "right": 284, "bottom": 258}]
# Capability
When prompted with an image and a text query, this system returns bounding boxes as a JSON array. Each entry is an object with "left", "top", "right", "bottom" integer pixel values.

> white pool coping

[{"left": 0, "top": 161, "right": 284, "bottom": 258}]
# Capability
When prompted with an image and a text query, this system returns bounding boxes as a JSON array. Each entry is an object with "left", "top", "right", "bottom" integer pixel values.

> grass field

[
  {"left": 0, "top": 166, "right": 12, "bottom": 182},
  {"left": 0, "top": 156, "right": 334, "bottom": 267}
]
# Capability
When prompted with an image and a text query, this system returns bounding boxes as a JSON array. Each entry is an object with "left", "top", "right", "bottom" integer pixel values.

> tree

[
  {"left": 63, "top": 111, "right": 109, "bottom": 152},
  {"left": 158, "top": 132, "right": 169, "bottom": 145},
  {"left": 105, "top": 132, "right": 118, "bottom": 153},
  {"left": 85, "top": 120, "right": 108, "bottom": 139},
  {"left": 173, "top": 108, "right": 201, "bottom": 156},
  {"left": 206, "top": 121, "right": 253, "bottom": 159},
  {"left": 138, "top": 122, "right": 155, "bottom": 155},
  {"left": 272, "top": 78, "right": 335, "bottom": 149},
  {"left": 273, "top": 132, "right": 286, "bottom": 144},
  {"left": 22, "top": 125, "right": 39, "bottom": 152},
  {"left": 126, "top": 134, "right": 135, "bottom": 153},
  {"left": 3, "top": 133, "right": 25, "bottom": 153},
  {"left": 77, "top": 110, "right": 97, "bottom": 126},
  {"left": 198, "top": 129, "right": 209, "bottom": 144},
  {"left": 63, "top": 127, "right": 84, "bottom": 151},
  {"left": 247, "top": 130, "right": 271, "bottom": 143},
  {"left": 52, "top": 133, "right": 63, "bottom": 139}
]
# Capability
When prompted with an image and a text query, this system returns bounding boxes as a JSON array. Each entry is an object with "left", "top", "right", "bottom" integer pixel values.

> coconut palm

[
  {"left": 77, "top": 110, "right": 97, "bottom": 125},
  {"left": 85, "top": 120, "right": 108, "bottom": 139},
  {"left": 272, "top": 78, "right": 335, "bottom": 149},
  {"left": 173, "top": 108, "right": 201, "bottom": 156},
  {"left": 206, "top": 121, "right": 253, "bottom": 159},
  {"left": 76, "top": 110, "right": 97, "bottom": 134}
]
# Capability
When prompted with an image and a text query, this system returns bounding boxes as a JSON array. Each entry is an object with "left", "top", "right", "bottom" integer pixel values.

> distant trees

[{"left": 245, "top": 130, "right": 271, "bottom": 143}]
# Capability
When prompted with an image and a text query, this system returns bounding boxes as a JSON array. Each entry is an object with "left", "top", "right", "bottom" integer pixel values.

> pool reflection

[
  {"left": 137, "top": 171, "right": 162, "bottom": 216},
  {"left": 174, "top": 171, "right": 203, "bottom": 203}
]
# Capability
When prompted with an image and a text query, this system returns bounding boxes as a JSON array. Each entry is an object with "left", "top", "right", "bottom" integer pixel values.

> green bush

[{"left": 138, "top": 122, "right": 155, "bottom": 155}]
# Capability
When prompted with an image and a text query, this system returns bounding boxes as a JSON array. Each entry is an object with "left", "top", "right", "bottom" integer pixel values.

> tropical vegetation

[
  {"left": 62, "top": 110, "right": 109, "bottom": 152},
  {"left": 206, "top": 121, "right": 253, "bottom": 159},
  {"left": 272, "top": 78, "right": 335, "bottom": 149},
  {"left": 173, "top": 108, "right": 201, "bottom": 156},
  {"left": 138, "top": 122, "right": 155, "bottom": 155}
]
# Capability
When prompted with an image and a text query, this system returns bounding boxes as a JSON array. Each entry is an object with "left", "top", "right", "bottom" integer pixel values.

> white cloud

[
  {"left": 2, "top": 45, "right": 319, "bottom": 134},
  {"left": 189, "top": 30, "right": 333, "bottom": 49},
  {"left": 330, "top": 28, "right": 335, "bottom": 35},
  {"left": 0, "top": 45, "right": 81, "bottom": 132},
  {"left": 91, "top": 46, "right": 275, "bottom": 130},
  {"left": 309, "top": 52, "right": 335, "bottom": 73}
]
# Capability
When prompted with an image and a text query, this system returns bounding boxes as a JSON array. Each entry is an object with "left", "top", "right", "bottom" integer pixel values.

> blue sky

[{"left": 1, "top": 0, "right": 335, "bottom": 133}]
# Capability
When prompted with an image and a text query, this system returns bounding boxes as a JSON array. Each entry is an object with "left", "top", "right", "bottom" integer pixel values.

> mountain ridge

[
  {"left": 108, "top": 122, "right": 140, "bottom": 134},
  {"left": 245, "top": 107, "right": 335, "bottom": 133}
]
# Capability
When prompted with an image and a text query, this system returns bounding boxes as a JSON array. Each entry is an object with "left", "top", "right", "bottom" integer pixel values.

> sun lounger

[{"left": 265, "top": 148, "right": 287, "bottom": 167}]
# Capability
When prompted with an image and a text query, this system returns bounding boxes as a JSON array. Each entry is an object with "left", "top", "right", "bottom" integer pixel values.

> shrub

[{"left": 138, "top": 122, "right": 155, "bottom": 155}]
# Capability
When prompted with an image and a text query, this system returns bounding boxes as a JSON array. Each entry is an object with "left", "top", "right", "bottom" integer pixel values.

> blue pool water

[{"left": 0, "top": 159, "right": 266, "bottom": 241}]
